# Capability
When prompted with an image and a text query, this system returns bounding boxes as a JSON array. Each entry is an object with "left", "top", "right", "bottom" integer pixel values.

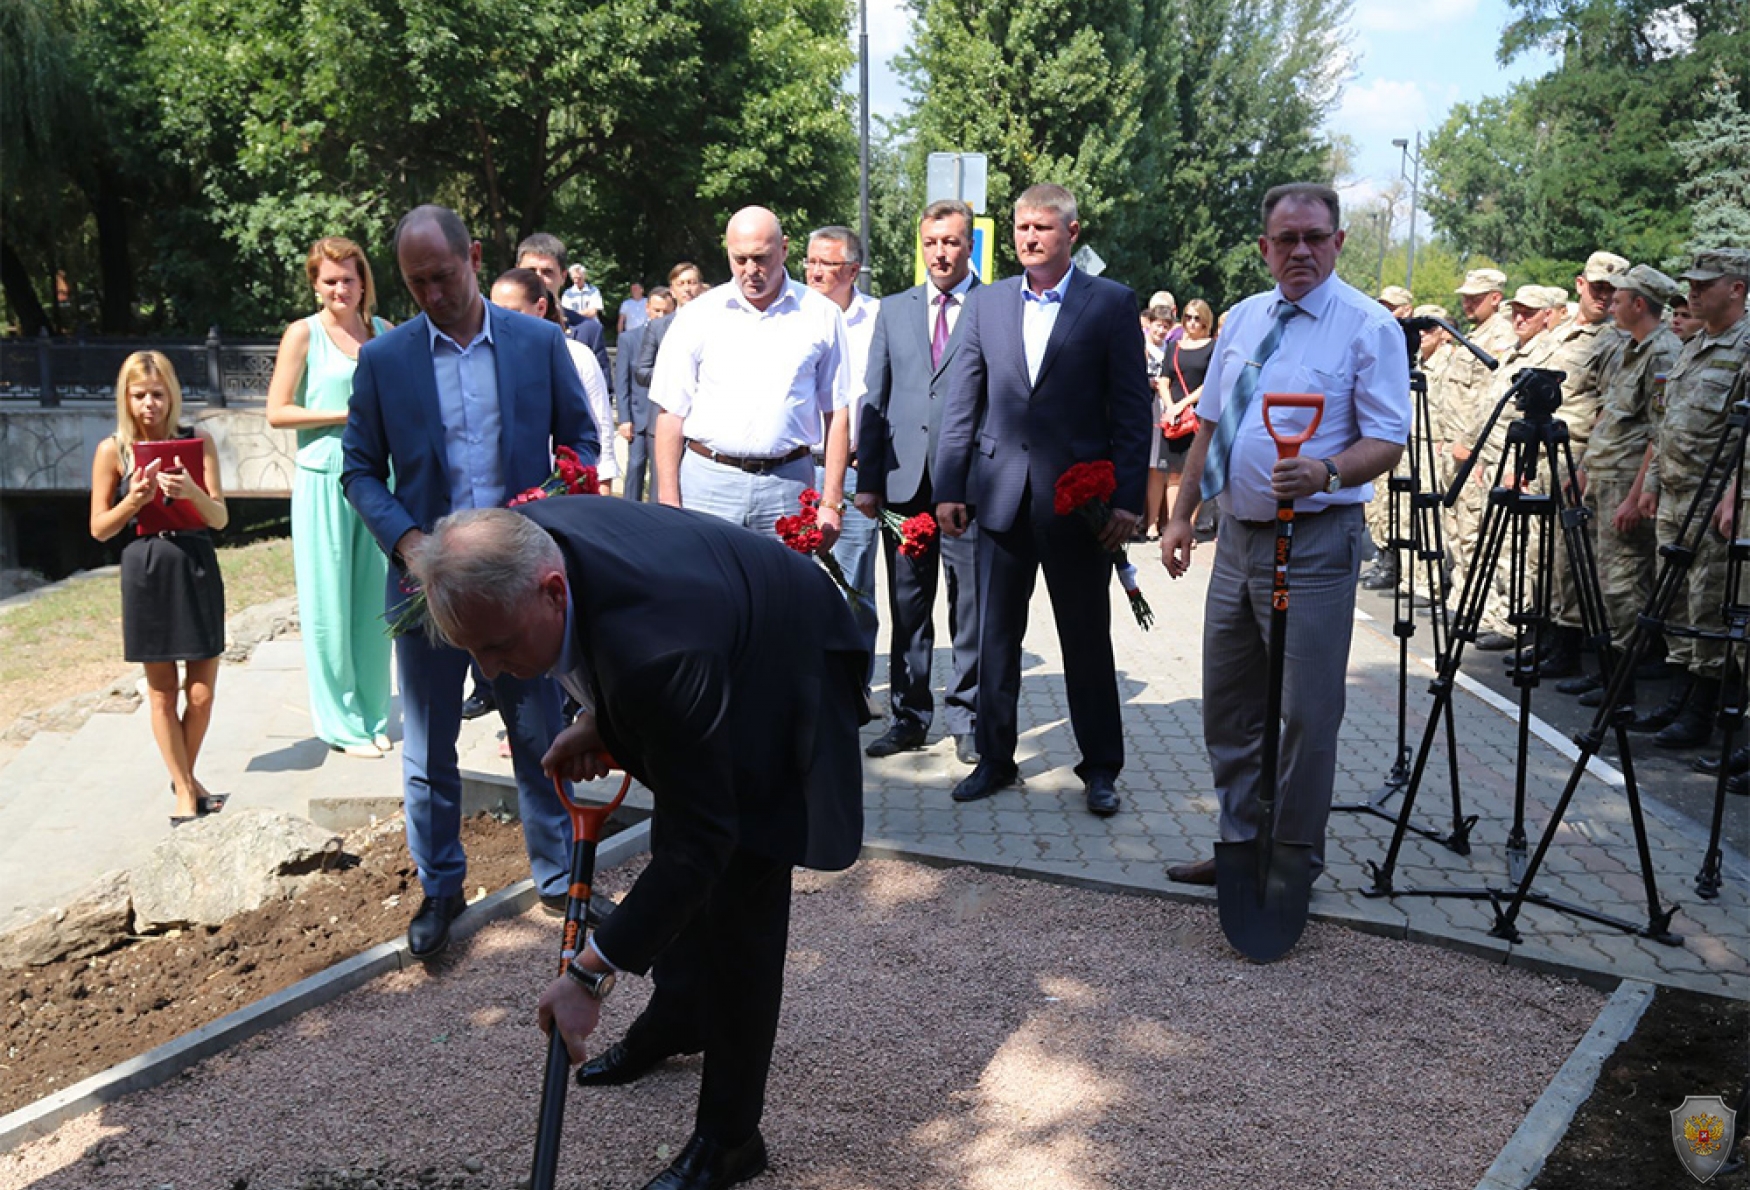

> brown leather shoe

[{"left": 1166, "top": 857, "right": 1217, "bottom": 885}]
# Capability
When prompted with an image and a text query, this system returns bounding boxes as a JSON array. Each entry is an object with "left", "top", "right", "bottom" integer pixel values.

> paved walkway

[{"left": 2, "top": 545, "right": 1745, "bottom": 998}]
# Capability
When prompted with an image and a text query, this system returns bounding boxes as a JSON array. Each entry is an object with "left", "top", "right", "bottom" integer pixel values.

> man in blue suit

[
  {"left": 343, "top": 204, "right": 600, "bottom": 958},
  {"left": 934, "top": 183, "right": 1152, "bottom": 816},
  {"left": 613, "top": 286, "right": 674, "bottom": 501},
  {"left": 857, "top": 199, "right": 982, "bottom": 765}
]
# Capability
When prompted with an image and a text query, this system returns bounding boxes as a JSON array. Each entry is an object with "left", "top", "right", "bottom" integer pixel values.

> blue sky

[{"left": 853, "top": 0, "right": 1559, "bottom": 226}]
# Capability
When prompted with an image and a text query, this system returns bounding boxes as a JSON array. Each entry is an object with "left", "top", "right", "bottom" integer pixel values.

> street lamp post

[
  {"left": 857, "top": 0, "right": 871, "bottom": 293},
  {"left": 1392, "top": 133, "right": 1422, "bottom": 294}
]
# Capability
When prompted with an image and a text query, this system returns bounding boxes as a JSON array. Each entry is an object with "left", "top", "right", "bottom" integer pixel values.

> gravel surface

[{"left": 2, "top": 858, "right": 1603, "bottom": 1190}]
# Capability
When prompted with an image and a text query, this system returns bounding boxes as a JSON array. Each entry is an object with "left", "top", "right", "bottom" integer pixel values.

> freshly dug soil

[
  {"left": 1, "top": 813, "right": 533, "bottom": 1116},
  {"left": 1534, "top": 985, "right": 1749, "bottom": 1189},
  {"left": 4, "top": 860, "right": 1605, "bottom": 1190}
]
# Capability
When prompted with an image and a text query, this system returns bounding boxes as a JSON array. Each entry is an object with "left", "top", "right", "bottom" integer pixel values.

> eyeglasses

[
  {"left": 804, "top": 258, "right": 854, "bottom": 270},
  {"left": 1266, "top": 231, "right": 1336, "bottom": 250}
]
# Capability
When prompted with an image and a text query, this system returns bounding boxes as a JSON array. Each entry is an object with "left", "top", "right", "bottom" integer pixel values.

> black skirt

[{"left": 121, "top": 531, "right": 227, "bottom": 663}]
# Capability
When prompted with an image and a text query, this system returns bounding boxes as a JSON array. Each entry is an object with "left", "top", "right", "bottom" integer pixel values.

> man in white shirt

[
  {"left": 618, "top": 281, "right": 649, "bottom": 334},
  {"left": 650, "top": 206, "right": 851, "bottom": 544},
  {"left": 562, "top": 263, "right": 603, "bottom": 320},
  {"left": 808, "top": 225, "right": 882, "bottom": 677},
  {"left": 1160, "top": 182, "right": 1411, "bottom": 886}
]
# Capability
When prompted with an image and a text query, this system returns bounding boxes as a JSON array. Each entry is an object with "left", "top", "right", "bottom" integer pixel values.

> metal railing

[{"left": 0, "top": 328, "right": 279, "bottom": 407}]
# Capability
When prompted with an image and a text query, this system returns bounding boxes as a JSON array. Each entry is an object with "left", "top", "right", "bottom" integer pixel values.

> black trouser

[{"left": 621, "top": 848, "right": 794, "bottom": 1144}]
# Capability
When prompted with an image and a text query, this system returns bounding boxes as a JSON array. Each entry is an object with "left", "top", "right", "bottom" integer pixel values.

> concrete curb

[
  {"left": 1474, "top": 979, "right": 1656, "bottom": 1190},
  {"left": 0, "top": 819, "right": 651, "bottom": 1154}
]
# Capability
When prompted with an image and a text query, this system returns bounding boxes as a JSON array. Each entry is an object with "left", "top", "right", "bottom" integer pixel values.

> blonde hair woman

[
  {"left": 266, "top": 236, "right": 394, "bottom": 757},
  {"left": 89, "top": 352, "right": 229, "bottom": 824}
]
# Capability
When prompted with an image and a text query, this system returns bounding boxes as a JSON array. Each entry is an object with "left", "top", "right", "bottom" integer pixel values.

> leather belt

[{"left": 686, "top": 440, "right": 810, "bottom": 475}]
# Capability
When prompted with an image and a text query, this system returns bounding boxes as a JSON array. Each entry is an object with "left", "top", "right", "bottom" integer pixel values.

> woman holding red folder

[{"left": 89, "top": 351, "right": 229, "bottom": 825}]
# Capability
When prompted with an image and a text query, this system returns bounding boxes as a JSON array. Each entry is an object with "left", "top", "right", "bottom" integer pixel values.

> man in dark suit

[
  {"left": 934, "top": 183, "right": 1152, "bottom": 816},
  {"left": 614, "top": 286, "right": 675, "bottom": 501},
  {"left": 342, "top": 204, "right": 600, "bottom": 959},
  {"left": 518, "top": 232, "right": 613, "bottom": 393},
  {"left": 857, "top": 199, "right": 982, "bottom": 765},
  {"left": 407, "top": 499, "right": 866, "bottom": 1190}
]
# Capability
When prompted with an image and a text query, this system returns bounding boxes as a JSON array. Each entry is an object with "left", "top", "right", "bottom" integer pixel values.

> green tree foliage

[
  {"left": 888, "top": 0, "right": 1348, "bottom": 309},
  {"left": 1, "top": 0, "right": 857, "bottom": 333},
  {"left": 1421, "top": 1, "right": 1748, "bottom": 277},
  {"left": 1674, "top": 67, "right": 1750, "bottom": 255}
]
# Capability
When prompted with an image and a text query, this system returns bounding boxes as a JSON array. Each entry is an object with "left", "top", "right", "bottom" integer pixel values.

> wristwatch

[
  {"left": 566, "top": 959, "right": 617, "bottom": 1001},
  {"left": 1321, "top": 458, "right": 1342, "bottom": 494}
]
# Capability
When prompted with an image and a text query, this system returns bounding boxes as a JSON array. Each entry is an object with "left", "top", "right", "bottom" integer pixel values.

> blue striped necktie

[{"left": 1201, "top": 302, "right": 1302, "bottom": 501}]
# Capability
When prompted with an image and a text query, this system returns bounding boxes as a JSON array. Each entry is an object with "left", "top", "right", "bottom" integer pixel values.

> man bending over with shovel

[
  {"left": 409, "top": 498, "right": 867, "bottom": 1190},
  {"left": 1159, "top": 183, "right": 1409, "bottom": 957}
]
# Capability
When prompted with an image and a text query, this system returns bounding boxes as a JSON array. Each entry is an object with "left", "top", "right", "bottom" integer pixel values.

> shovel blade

[{"left": 1214, "top": 837, "right": 1315, "bottom": 963}]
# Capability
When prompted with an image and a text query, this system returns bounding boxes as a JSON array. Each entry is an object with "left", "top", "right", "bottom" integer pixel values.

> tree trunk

[
  {"left": 0, "top": 235, "right": 49, "bottom": 337},
  {"left": 89, "top": 162, "right": 136, "bottom": 333}
]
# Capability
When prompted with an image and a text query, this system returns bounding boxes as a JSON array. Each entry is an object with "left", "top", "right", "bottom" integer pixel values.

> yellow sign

[{"left": 913, "top": 216, "right": 997, "bottom": 285}]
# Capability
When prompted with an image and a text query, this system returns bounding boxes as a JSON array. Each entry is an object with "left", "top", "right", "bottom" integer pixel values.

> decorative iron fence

[{"left": 0, "top": 328, "right": 280, "bottom": 407}]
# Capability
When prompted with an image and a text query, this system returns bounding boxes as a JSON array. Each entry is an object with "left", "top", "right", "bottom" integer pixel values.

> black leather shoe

[
  {"left": 865, "top": 723, "right": 927, "bottom": 758},
  {"left": 954, "top": 733, "right": 979, "bottom": 765},
  {"left": 1166, "top": 857, "right": 1217, "bottom": 885},
  {"left": 1694, "top": 744, "right": 1750, "bottom": 776},
  {"left": 640, "top": 1131, "right": 768, "bottom": 1190},
  {"left": 1557, "top": 674, "right": 1602, "bottom": 696},
  {"left": 1085, "top": 774, "right": 1120, "bottom": 817},
  {"left": 952, "top": 760, "right": 1019, "bottom": 802},
  {"left": 460, "top": 690, "right": 496, "bottom": 721},
  {"left": 575, "top": 1039, "right": 679, "bottom": 1087},
  {"left": 407, "top": 892, "right": 467, "bottom": 959}
]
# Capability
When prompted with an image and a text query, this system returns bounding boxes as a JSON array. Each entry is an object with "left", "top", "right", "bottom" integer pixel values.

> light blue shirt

[
  {"left": 427, "top": 303, "right": 505, "bottom": 511},
  {"left": 1021, "top": 263, "right": 1073, "bottom": 386}
]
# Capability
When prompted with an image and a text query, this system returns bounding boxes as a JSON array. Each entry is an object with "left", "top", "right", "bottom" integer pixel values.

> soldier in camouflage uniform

[
  {"left": 1554, "top": 265, "right": 1683, "bottom": 707},
  {"left": 1455, "top": 285, "right": 1565, "bottom": 649},
  {"left": 1444, "top": 269, "right": 1516, "bottom": 607},
  {"left": 1629, "top": 249, "right": 1750, "bottom": 750},
  {"left": 1541, "top": 251, "right": 1629, "bottom": 678},
  {"left": 1363, "top": 286, "right": 1417, "bottom": 591}
]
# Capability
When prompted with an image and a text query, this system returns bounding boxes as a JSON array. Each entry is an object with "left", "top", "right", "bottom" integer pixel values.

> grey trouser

[{"left": 1203, "top": 504, "right": 1364, "bottom": 872}]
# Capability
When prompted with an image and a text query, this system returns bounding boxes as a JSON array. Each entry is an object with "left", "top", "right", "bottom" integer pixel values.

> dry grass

[{"left": 0, "top": 536, "right": 294, "bottom": 730}]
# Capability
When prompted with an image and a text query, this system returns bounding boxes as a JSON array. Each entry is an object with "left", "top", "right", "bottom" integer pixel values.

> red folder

[{"left": 132, "top": 438, "right": 208, "bottom": 535}]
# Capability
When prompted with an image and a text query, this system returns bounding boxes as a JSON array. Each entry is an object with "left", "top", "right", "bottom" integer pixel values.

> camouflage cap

[
  {"left": 1509, "top": 284, "right": 1562, "bottom": 311},
  {"left": 1377, "top": 285, "right": 1414, "bottom": 307},
  {"left": 1680, "top": 249, "right": 1750, "bottom": 283},
  {"left": 1412, "top": 303, "right": 1450, "bottom": 321},
  {"left": 1581, "top": 251, "right": 1629, "bottom": 283},
  {"left": 1614, "top": 264, "right": 1681, "bottom": 307},
  {"left": 1455, "top": 267, "right": 1508, "bottom": 296}
]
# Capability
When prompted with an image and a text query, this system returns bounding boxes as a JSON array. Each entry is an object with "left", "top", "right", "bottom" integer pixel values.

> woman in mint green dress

[{"left": 266, "top": 237, "right": 394, "bottom": 757}]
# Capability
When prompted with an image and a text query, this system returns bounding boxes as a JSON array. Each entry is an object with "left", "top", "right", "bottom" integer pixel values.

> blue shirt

[
  {"left": 1021, "top": 263, "right": 1073, "bottom": 386},
  {"left": 427, "top": 303, "right": 505, "bottom": 511}
]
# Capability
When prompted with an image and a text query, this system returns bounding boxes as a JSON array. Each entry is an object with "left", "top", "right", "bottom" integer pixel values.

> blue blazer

[
  {"left": 933, "top": 272, "right": 1152, "bottom": 534},
  {"left": 342, "top": 304, "right": 600, "bottom": 563}
]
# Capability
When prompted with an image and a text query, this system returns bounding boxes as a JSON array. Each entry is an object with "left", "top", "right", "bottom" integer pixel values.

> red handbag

[{"left": 1162, "top": 344, "right": 1200, "bottom": 439}]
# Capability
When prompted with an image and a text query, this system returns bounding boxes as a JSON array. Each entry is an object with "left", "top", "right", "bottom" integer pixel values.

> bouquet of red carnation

[
  {"left": 877, "top": 508, "right": 938, "bottom": 559},
  {"left": 1053, "top": 460, "right": 1154, "bottom": 630},
  {"left": 776, "top": 488, "right": 859, "bottom": 598},
  {"left": 388, "top": 446, "right": 600, "bottom": 638}
]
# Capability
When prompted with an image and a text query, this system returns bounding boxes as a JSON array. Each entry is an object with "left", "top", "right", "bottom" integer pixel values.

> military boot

[
  {"left": 1362, "top": 553, "right": 1400, "bottom": 591},
  {"left": 1578, "top": 675, "right": 1634, "bottom": 710},
  {"left": 1540, "top": 626, "right": 1584, "bottom": 680},
  {"left": 1629, "top": 675, "right": 1693, "bottom": 733},
  {"left": 1655, "top": 676, "right": 1720, "bottom": 750}
]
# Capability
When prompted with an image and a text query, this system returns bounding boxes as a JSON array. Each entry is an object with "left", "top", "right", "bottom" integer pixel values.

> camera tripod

[
  {"left": 1362, "top": 365, "right": 1680, "bottom": 945},
  {"left": 1334, "top": 319, "right": 1480, "bottom": 851}
]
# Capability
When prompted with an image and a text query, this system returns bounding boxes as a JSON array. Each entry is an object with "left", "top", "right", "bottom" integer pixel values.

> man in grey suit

[
  {"left": 857, "top": 199, "right": 982, "bottom": 764},
  {"left": 614, "top": 286, "right": 675, "bottom": 501}
]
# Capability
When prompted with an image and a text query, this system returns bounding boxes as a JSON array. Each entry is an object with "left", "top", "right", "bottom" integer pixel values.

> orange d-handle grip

[
  {"left": 1261, "top": 392, "right": 1325, "bottom": 460},
  {"left": 552, "top": 762, "right": 631, "bottom": 845}
]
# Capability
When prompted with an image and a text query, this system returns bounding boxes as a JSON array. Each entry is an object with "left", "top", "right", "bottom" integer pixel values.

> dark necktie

[
  {"left": 1201, "top": 302, "right": 1302, "bottom": 501},
  {"left": 932, "top": 291, "right": 955, "bottom": 369}
]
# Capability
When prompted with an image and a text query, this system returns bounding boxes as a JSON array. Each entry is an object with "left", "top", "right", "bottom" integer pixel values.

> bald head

[{"left": 725, "top": 206, "right": 789, "bottom": 310}]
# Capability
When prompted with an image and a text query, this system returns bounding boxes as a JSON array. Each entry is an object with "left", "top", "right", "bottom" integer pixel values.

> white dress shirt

[
  {"left": 1199, "top": 273, "right": 1411, "bottom": 522},
  {"left": 564, "top": 339, "right": 617, "bottom": 481},
  {"left": 841, "top": 290, "right": 880, "bottom": 450},
  {"left": 650, "top": 277, "right": 849, "bottom": 455},
  {"left": 1021, "top": 264, "right": 1073, "bottom": 386}
]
